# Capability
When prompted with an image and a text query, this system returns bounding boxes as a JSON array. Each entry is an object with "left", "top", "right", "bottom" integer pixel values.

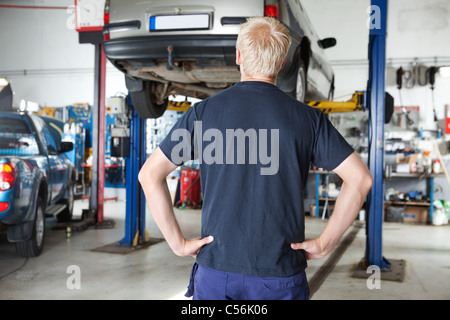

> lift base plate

[
  {"left": 91, "top": 238, "right": 164, "bottom": 255},
  {"left": 352, "top": 258, "right": 406, "bottom": 282}
]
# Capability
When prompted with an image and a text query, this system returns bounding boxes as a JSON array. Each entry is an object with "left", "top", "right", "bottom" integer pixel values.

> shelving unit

[{"left": 311, "top": 169, "right": 443, "bottom": 223}]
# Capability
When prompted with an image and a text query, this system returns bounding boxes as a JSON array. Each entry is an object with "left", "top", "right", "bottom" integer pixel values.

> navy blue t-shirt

[{"left": 159, "top": 81, "right": 354, "bottom": 277}]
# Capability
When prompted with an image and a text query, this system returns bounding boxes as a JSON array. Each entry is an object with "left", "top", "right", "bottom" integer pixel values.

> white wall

[
  {"left": 302, "top": 0, "right": 450, "bottom": 132},
  {"left": 0, "top": 0, "right": 126, "bottom": 108}
]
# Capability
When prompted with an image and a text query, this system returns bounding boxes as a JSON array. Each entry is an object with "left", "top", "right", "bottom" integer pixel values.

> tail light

[
  {"left": 103, "top": 0, "right": 111, "bottom": 41},
  {"left": 0, "top": 163, "right": 16, "bottom": 191},
  {"left": 0, "top": 202, "right": 8, "bottom": 212},
  {"left": 264, "top": 0, "right": 280, "bottom": 19}
]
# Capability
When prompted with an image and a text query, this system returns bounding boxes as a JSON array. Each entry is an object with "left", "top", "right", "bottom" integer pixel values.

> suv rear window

[{"left": 0, "top": 118, "right": 40, "bottom": 156}]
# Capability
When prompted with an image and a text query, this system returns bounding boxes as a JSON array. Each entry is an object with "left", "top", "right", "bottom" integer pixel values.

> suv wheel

[
  {"left": 15, "top": 199, "right": 45, "bottom": 257},
  {"left": 130, "top": 81, "right": 168, "bottom": 118}
]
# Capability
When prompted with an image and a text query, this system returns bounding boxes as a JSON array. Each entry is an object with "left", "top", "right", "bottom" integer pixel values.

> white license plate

[{"left": 149, "top": 14, "right": 210, "bottom": 31}]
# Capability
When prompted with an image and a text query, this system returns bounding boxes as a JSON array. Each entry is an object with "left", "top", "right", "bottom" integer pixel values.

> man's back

[{"left": 160, "top": 80, "right": 354, "bottom": 277}]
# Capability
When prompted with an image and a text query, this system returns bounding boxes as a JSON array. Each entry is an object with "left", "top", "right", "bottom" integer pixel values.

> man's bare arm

[
  {"left": 138, "top": 148, "right": 213, "bottom": 258},
  {"left": 291, "top": 152, "right": 373, "bottom": 259}
]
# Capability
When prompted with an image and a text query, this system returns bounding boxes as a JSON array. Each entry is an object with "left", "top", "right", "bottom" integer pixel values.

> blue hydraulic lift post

[
  {"left": 120, "top": 99, "right": 147, "bottom": 246},
  {"left": 366, "top": 0, "right": 389, "bottom": 268}
]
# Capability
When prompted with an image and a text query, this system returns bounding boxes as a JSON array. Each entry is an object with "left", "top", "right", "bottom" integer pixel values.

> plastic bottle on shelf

[
  {"left": 423, "top": 150, "right": 432, "bottom": 174},
  {"left": 416, "top": 152, "right": 423, "bottom": 172},
  {"left": 433, "top": 159, "right": 441, "bottom": 174}
]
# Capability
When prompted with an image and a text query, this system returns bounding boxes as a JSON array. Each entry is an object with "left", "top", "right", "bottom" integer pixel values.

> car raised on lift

[{"left": 103, "top": 0, "right": 336, "bottom": 118}]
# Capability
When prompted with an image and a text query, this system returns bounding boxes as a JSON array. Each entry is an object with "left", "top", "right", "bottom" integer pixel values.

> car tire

[
  {"left": 57, "top": 179, "right": 74, "bottom": 223},
  {"left": 15, "top": 199, "right": 45, "bottom": 258},
  {"left": 295, "top": 60, "right": 307, "bottom": 102},
  {"left": 130, "top": 81, "right": 168, "bottom": 119}
]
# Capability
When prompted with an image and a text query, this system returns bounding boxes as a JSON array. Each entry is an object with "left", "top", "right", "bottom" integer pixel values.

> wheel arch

[
  {"left": 276, "top": 35, "right": 310, "bottom": 98},
  {"left": 38, "top": 179, "right": 48, "bottom": 208},
  {"left": 6, "top": 178, "right": 47, "bottom": 243}
]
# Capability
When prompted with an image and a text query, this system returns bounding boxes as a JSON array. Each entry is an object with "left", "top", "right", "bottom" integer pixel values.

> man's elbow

[
  {"left": 138, "top": 167, "right": 146, "bottom": 185},
  {"left": 138, "top": 162, "right": 155, "bottom": 185},
  {"left": 345, "top": 167, "right": 373, "bottom": 197},
  {"left": 138, "top": 160, "right": 166, "bottom": 186},
  {"left": 362, "top": 171, "right": 373, "bottom": 195}
]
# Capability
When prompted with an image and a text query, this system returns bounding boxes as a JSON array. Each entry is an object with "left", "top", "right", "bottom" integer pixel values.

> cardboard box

[
  {"left": 403, "top": 205, "right": 428, "bottom": 223},
  {"left": 396, "top": 153, "right": 418, "bottom": 173}
]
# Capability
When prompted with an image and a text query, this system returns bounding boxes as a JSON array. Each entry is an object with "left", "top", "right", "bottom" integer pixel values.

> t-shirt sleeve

[
  {"left": 159, "top": 105, "right": 199, "bottom": 166},
  {"left": 311, "top": 111, "right": 354, "bottom": 171}
]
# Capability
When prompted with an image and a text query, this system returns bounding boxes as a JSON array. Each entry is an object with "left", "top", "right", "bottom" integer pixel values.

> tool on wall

[
  {"left": 396, "top": 67, "right": 414, "bottom": 127},
  {"left": 427, "top": 66, "right": 439, "bottom": 122}
]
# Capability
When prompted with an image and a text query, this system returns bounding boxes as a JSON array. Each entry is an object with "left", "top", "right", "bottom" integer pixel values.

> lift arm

[
  {"left": 167, "top": 100, "right": 192, "bottom": 112},
  {"left": 168, "top": 92, "right": 367, "bottom": 115},
  {"left": 308, "top": 91, "right": 365, "bottom": 114}
]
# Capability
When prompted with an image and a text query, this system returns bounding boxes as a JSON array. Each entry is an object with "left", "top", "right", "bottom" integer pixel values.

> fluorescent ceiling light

[{"left": 440, "top": 67, "right": 450, "bottom": 78}]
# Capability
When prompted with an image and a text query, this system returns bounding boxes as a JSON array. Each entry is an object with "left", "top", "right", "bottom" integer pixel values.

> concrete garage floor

[{"left": 0, "top": 199, "right": 449, "bottom": 300}]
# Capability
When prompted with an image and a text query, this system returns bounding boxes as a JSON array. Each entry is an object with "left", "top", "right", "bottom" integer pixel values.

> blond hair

[{"left": 236, "top": 17, "right": 291, "bottom": 78}]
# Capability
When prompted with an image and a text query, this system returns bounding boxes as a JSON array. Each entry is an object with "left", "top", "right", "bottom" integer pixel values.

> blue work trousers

[{"left": 185, "top": 263, "right": 309, "bottom": 300}]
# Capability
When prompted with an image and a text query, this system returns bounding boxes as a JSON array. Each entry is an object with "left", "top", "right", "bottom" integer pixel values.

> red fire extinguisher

[{"left": 176, "top": 167, "right": 201, "bottom": 208}]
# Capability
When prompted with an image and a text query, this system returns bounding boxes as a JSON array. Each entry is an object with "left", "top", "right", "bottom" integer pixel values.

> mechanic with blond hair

[{"left": 139, "top": 17, "right": 372, "bottom": 300}]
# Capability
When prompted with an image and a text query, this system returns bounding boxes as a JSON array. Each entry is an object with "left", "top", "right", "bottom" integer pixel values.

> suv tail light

[
  {"left": 0, "top": 163, "right": 16, "bottom": 191},
  {"left": 0, "top": 202, "right": 8, "bottom": 212},
  {"left": 103, "top": 0, "right": 111, "bottom": 41},
  {"left": 264, "top": 0, "right": 280, "bottom": 19}
]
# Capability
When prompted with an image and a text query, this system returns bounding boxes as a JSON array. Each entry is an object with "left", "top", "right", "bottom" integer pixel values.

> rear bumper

[{"left": 103, "top": 35, "right": 238, "bottom": 65}]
